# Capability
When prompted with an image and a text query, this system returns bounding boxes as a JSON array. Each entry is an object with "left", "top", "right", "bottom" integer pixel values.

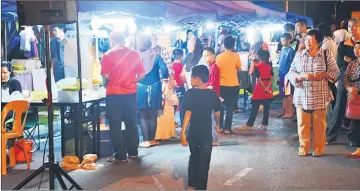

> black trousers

[
  {"left": 139, "top": 108, "right": 158, "bottom": 142},
  {"left": 106, "top": 94, "right": 139, "bottom": 160},
  {"left": 348, "top": 119, "right": 360, "bottom": 147},
  {"left": 188, "top": 140, "right": 212, "bottom": 190},
  {"left": 247, "top": 99, "right": 271, "bottom": 127},
  {"left": 220, "top": 86, "right": 240, "bottom": 130},
  {"left": 326, "top": 81, "right": 351, "bottom": 142}
]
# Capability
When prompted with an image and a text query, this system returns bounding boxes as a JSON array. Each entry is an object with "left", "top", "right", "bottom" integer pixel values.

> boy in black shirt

[{"left": 180, "top": 65, "right": 223, "bottom": 190}]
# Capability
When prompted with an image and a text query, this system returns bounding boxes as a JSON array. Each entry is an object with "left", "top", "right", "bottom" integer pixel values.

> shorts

[{"left": 279, "top": 76, "right": 294, "bottom": 97}]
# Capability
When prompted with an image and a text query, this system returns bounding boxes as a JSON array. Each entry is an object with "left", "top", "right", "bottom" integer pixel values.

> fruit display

[
  {"left": 30, "top": 91, "right": 47, "bottom": 101},
  {"left": 92, "top": 78, "right": 102, "bottom": 85},
  {"left": 13, "top": 64, "right": 26, "bottom": 70},
  {"left": 57, "top": 78, "right": 89, "bottom": 91}
]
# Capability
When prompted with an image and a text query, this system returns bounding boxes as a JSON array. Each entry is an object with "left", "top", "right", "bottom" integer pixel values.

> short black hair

[
  {"left": 296, "top": 19, "right": 308, "bottom": 27},
  {"left": 187, "top": 29, "right": 193, "bottom": 35},
  {"left": 203, "top": 47, "right": 215, "bottom": 55},
  {"left": 281, "top": 33, "right": 292, "bottom": 40},
  {"left": 191, "top": 65, "right": 209, "bottom": 83},
  {"left": 51, "top": 24, "right": 67, "bottom": 33},
  {"left": 223, "top": 35, "right": 235, "bottom": 50},
  {"left": 1, "top": 61, "right": 14, "bottom": 78},
  {"left": 283, "top": 23, "right": 295, "bottom": 32},
  {"left": 317, "top": 22, "right": 333, "bottom": 37},
  {"left": 172, "top": 49, "right": 183, "bottom": 60},
  {"left": 257, "top": 49, "right": 270, "bottom": 63},
  {"left": 306, "top": 29, "right": 324, "bottom": 44}
]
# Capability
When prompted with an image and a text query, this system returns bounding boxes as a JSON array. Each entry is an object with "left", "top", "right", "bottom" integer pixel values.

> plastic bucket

[{"left": 15, "top": 140, "right": 33, "bottom": 162}]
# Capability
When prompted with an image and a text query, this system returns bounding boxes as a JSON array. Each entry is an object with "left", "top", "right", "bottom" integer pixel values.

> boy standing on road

[
  {"left": 180, "top": 65, "right": 223, "bottom": 190},
  {"left": 276, "top": 33, "right": 296, "bottom": 119},
  {"left": 203, "top": 47, "right": 222, "bottom": 146}
]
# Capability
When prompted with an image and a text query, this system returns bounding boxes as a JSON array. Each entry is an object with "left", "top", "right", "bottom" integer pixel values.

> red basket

[{"left": 15, "top": 140, "right": 33, "bottom": 162}]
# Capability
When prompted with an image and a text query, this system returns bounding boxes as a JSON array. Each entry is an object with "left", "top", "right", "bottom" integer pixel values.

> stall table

[{"left": 1, "top": 96, "right": 105, "bottom": 160}]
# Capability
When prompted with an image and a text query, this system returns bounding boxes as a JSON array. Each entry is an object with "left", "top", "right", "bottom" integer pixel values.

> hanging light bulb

[{"left": 90, "top": 16, "right": 102, "bottom": 30}]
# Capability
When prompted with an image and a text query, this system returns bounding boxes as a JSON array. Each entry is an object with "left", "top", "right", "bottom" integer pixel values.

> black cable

[{"left": 38, "top": 135, "right": 49, "bottom": 190}]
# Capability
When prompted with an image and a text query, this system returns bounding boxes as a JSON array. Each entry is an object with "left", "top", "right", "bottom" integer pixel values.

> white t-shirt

[
  {"left": 322, "top": 37, "right": 337, "bottom": 58},
  {"left": 333, "top": 29, "right": 350, "bottom": 47}
]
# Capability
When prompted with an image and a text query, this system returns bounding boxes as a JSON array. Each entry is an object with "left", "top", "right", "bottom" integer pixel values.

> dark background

[{"left": 264, "top": 1, "right": 360, "bottom": 27}]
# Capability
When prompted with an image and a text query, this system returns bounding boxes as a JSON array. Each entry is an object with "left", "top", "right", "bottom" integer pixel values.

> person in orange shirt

[{"left": 216, "top": 35, "right": 242, "bottom": 134}]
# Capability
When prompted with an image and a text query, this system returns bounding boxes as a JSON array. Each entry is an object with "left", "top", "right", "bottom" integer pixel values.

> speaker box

[{"left": 16, "top": 1, "right": 77, "bottom": 26}]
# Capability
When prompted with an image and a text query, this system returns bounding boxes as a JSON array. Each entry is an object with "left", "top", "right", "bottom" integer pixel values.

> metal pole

[
  {"left": 303, "top": 2, "right": 307, "bottom": 16},
  {"left": 286, "top": 0, "right": 289, "bottom": 12},
  {"left": 75, "top": 0, "right": 84, "bottom": 160},
  {"left": 3, "top": 21, "right": 8, "bottom": 61},
  {"left": 44, "top": 25, "right": 55, "bottom": 190}
]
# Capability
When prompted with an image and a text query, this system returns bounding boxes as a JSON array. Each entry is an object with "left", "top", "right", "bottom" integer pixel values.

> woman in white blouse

[{"left": 319, "top": 23, "right": 338, "bottom": 58}]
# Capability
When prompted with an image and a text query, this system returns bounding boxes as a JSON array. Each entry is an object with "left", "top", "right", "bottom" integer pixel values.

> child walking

[
  {"left": 276, "top": 33, "right": 295, "bottom": 119},
  {"left": 180, "top": 65, "right": 223, "bottom": 190},
  {"left": 238, "top": 49, "right": 273, "bottom": 130},
  {"left": 203, "top": 47, "right": 222, "bottom": 146},
  {"left": 172, "top": 49, "right": 186, "bottom": 127}
]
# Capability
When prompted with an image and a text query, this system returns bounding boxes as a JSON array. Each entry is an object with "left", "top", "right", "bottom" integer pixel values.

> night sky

[{"left": 265, "top": 1, "right": 360, "bottom": 27}]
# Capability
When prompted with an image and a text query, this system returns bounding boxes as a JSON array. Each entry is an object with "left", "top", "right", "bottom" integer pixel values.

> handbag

[
  {"left": 345, "top": 73, "right": 360, "bottom": 120},
  {"left": 324, "top": 50, "right": 337, "bottom": 99},
  {"left": 345, "top": 94, "right": 360, "bottom": 120}
]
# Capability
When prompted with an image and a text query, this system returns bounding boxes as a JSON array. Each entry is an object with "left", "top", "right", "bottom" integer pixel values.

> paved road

[{"left": 2, "top": 110, "right": 360, "bottom": 190}]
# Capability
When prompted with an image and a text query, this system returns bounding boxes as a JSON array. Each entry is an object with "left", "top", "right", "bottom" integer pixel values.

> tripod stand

[{"left": 13, "top": 25, "right": 82, "bottom": 190}]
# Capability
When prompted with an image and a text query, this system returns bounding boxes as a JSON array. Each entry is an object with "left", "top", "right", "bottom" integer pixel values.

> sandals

[
  {"left": 298, "top": 150, "right": 309, "bottom": 157},
  {"left": 139, "top": 141, "right": 151, "bottom": 148},
  {"left": 129, "top": 155, "right": 138, "bottom": 159},
  {"left": 282, "top": 115, "right": 293, "bottom": 119},
  {"left": 274, "top": 113, "right": 285, "bottom": 118},
  {"left": 222, "top": 129, "right": 232, "bottom": 135},
  {"left": 312, "top": 152, "right": 324, "bottom": 157},
  {"left": 107, "top": 156, "right": 128, "bottom": 163}
]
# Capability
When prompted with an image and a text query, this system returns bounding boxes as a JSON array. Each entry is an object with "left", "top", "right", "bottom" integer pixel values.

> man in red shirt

[{"left": 101, "top": 32, "right": 145, "bottom": 163}]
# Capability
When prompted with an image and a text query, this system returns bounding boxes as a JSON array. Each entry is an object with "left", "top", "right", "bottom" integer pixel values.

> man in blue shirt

[
  {"left": 50, "top": 25, "right": 66, "bottom": 82},
  {"left": 276, "top": 33, "right": 296, "bottom": 118}
]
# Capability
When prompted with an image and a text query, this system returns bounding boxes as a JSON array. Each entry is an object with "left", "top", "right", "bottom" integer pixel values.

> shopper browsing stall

[
  {"left": 327, "top": 18, "right": 360, "bottom": 144},
  {"left": 101, "top": 32, "right": 145, "bottom": 163},
  {"left": 237, "top": 49, "right": 273, "bottom": 130},
  {"left": 295, "top": 19, "right": 308, "bottom": 52},
  {"left": 50, "top": 25, "right": 66, "bottom": 82},
  {"left": 287, "top": 29, "right": 339, "bottom": 157},
  {"left": 276, "top": 33, "right": 296, "bottom": 119},
  {"left": 216, "top": 35, "right": 241, "bottom": 134},
  {"left": 137, "top": 35, "right": 169, "bottom": 148},
  {"left": 203, "top": 47, "right": 222, "bottom": 146},
  {"left": 343, "top": 40, "right": 360, "bottom": 158}
]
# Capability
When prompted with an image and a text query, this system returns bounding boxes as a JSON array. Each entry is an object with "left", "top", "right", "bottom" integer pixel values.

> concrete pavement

[{"left": 2, "top": 110, "right": 360, "bottom": 190}]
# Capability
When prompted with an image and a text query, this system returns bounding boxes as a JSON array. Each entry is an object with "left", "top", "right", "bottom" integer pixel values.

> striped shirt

[
  {"left": 344, "top": 59, "right": 360, "bottom": 90},
  {"left": 287, "top": 49, "right": 340, "bottom": 110}
]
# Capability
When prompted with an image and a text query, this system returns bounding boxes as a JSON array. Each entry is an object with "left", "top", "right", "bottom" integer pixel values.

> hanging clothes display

[
  {"left": 33, "top": 25, "right": 45, "bottom": 64},
  {"left": 19, "top": 26, "right": 39, "bottom": 58}
]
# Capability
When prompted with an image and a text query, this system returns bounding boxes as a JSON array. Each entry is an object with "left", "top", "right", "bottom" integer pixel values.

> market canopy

[
  {"left": 2, "top": 0, "right": 312, "bottom": 26},
  {"left": 251, "top": 1, "right": 313, "bottom": 27}
]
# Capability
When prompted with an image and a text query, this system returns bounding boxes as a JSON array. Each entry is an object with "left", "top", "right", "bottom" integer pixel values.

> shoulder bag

[{"left": 345, "top": 73, "right": 360, "bottom": 120}]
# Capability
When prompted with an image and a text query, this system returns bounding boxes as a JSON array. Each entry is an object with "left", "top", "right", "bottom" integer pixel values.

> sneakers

[{"left": 257, "top": 125, "right": 268, "bottom": 130}]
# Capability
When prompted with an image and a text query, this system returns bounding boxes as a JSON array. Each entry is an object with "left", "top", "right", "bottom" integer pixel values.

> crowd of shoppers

[{"left": 98, "top": 18, "right": 360, "bottom": 189}]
